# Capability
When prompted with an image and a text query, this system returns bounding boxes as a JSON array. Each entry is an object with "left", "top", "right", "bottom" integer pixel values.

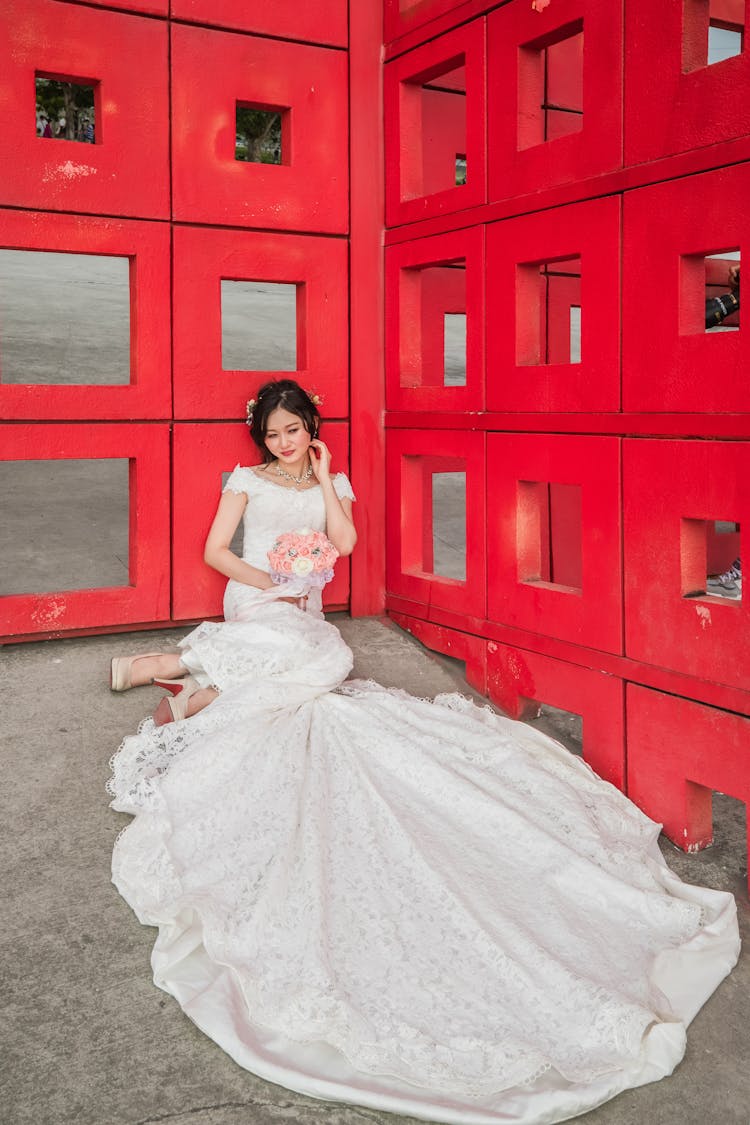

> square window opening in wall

[
  {"left": 0, "top": 249, "right": 130, "bottom": 385},
  {"left": 685, "top": 1, "right": 745, "bottom": 70},
  {"left": 443, "top": 312, "right": 467, "bottom": 386},
  {"left": 709, "top": 21, "right": 744, "bottom": 63},
  {"left": 235, "top": 103, "right": 287, "bottom": 164},
  {"left": 432, "top": 471, "right": 466, "bottom": 581},
  {"left": 401, "top": 456, "right": 466, "bottom": 582},
  {"left": 523, "top": 701, "right": 583, "bottom": 757},
  {"left": 36, "top": 75, "right": 97, "bottom": 143},
  {"left": 400, "top": 261, "right": 467, "bottom": 388},
  {"left": 518, "top": 22, "right": 583, "bottom": 151},
  {"left": 517, "top": 481, "right": 582, "bottom": 593},
  {"left": 221, "top": 280, "right": 298, "bottom": 372},
  {"left": 0, "top": 457, "right": 129, "bottom": 595},
  {"left": 516, "top": 256, "right": 582, "bottom": 366},
  {"left": 705, "top": 251, "right": 740, "bottom": 332},
  {"left": 680, "top": 249, "right": 741, "bottom": 334},
  {"left": 569, "top": 305, "right": 582, "bottom": 363},
  {"left": 402, "top": 59, "right": 467, "bottom": 200},
  {"left": 681, "top": 517, "right": 742, "bottom": 602}
]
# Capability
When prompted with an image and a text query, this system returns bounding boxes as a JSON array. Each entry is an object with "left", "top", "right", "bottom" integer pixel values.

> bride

[{"left": 108, "top": 379, "right": 739, "bottom": 1125}]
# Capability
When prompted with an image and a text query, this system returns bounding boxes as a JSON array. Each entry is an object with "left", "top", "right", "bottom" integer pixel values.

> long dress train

[{"left": 108, "top": 466, "right": 739, "bottom": 1125}]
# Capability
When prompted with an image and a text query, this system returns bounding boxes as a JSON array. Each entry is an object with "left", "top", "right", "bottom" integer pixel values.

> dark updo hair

[{"left": 248, "top": 379, "right": 321, "bottom": 463}]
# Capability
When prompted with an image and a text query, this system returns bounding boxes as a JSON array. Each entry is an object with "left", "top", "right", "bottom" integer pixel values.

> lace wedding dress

[{"left": 109, "top": 466, "right": 739, "bottom": 1125}]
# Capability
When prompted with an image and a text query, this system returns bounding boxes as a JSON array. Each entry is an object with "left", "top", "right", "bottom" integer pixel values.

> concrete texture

[
  {"left": 1, "top": 615, "right": 748, "bottom": 1125},
  {"left": 432, "top": 474, "right": 466, "bottom": 581},
  {"left": 0, "top": 250, "right": 130, "bottom": 386},
  {"left": 0, "top": 458, "right": 130, "bottom": 597},
  {"left": 221, "top": 281, "right": 297, "bottom": 372},
  {"left": 443, "top": 313, "right": 466, "bottom": 386}
]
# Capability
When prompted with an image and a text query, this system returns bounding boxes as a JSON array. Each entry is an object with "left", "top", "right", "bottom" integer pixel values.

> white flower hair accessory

[{"left": 245, "top": 388, "right": 323, "bottom": 428}]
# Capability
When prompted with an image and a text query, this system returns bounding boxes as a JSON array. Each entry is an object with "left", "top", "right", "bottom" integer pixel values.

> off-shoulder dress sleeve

[
  {"left": 222, "top": 465, "right": 255, "bottom": 496},
  {"left": 333, "top": 473, "right": 356, "bottom": 502}
]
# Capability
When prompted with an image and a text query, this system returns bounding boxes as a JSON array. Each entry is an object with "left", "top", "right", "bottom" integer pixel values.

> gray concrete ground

[{"left": 1, "top": 616, "right": 748, "bottom": 1125}]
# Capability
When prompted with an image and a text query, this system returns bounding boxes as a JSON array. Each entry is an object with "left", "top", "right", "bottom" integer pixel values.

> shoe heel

[
  {"left": 153, "top": 675, "right": 201, "bottom": 726},
  {"left": 153, "top": 677, "right": 186, "bottom": 697}
]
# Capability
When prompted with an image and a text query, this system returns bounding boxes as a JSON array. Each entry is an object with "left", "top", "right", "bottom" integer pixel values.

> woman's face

[{"left": 264, "top": 406, "right": 313, "bottom": 465}]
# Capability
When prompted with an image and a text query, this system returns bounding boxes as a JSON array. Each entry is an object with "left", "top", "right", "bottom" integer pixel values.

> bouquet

[{"left": 267, "top": 528, "right": 339, "bottom": 592}]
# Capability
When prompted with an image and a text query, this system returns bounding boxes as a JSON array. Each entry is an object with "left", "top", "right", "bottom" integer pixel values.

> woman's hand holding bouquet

[{"left": 265, "top": 528, "right": 339, "bottom": 608}]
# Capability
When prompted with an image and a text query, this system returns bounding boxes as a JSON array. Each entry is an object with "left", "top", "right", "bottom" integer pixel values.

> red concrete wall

[
  {"left": 383, "top": 0, "right": 750, "bottom": 889},
  {"left": 0, "top": 0, "right": 385, "bottom": 639}
]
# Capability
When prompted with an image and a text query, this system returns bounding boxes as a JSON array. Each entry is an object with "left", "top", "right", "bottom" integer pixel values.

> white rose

[{"left": 292, "top": 557, "right": 314, "bottom": 576}]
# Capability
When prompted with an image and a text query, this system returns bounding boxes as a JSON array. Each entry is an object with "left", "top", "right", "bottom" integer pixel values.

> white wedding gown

[{"left": 109, "top": 466, "right": 739, "bottom": 1125}]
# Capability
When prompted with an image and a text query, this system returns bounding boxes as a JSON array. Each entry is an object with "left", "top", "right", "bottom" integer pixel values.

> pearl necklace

[{"left": 275, "top": 461, "right": 314, "bottom": 487}]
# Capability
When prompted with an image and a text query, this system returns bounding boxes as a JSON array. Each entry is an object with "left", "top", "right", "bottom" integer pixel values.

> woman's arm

[
  {"left": 310, "top": 439, "right": 357, "bottom": 557},
  {"left": 203, "top": 490, "right": 274, "bottom": 589},
  {"left": 320, "top": 485, "right": 356, "bottom": 556}
]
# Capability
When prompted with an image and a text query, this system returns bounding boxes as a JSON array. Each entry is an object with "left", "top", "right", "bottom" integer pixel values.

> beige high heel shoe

[
  {"left": 153, "top": 676, "right": 201, "bottom": 726},
  {"left": 110, "top": 653, "right": 165, "bottom": 692}
]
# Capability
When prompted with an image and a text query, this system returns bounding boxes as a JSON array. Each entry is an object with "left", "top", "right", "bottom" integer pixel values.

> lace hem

[{"left": 136, "top": 887, "right": 668, "bottom": 1099}]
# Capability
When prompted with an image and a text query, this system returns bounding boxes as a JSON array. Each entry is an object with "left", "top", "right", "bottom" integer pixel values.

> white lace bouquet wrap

[{"left": 267, "top": 528, "right": 339, "bottom": 598}]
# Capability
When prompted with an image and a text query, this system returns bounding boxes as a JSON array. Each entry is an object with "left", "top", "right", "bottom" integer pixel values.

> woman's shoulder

[
  {"left": 332, "top": 472, "right": 356, "bottom": 502},
  {"left": 222, "top": 464, "right": 269, "bottom": 496}
]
